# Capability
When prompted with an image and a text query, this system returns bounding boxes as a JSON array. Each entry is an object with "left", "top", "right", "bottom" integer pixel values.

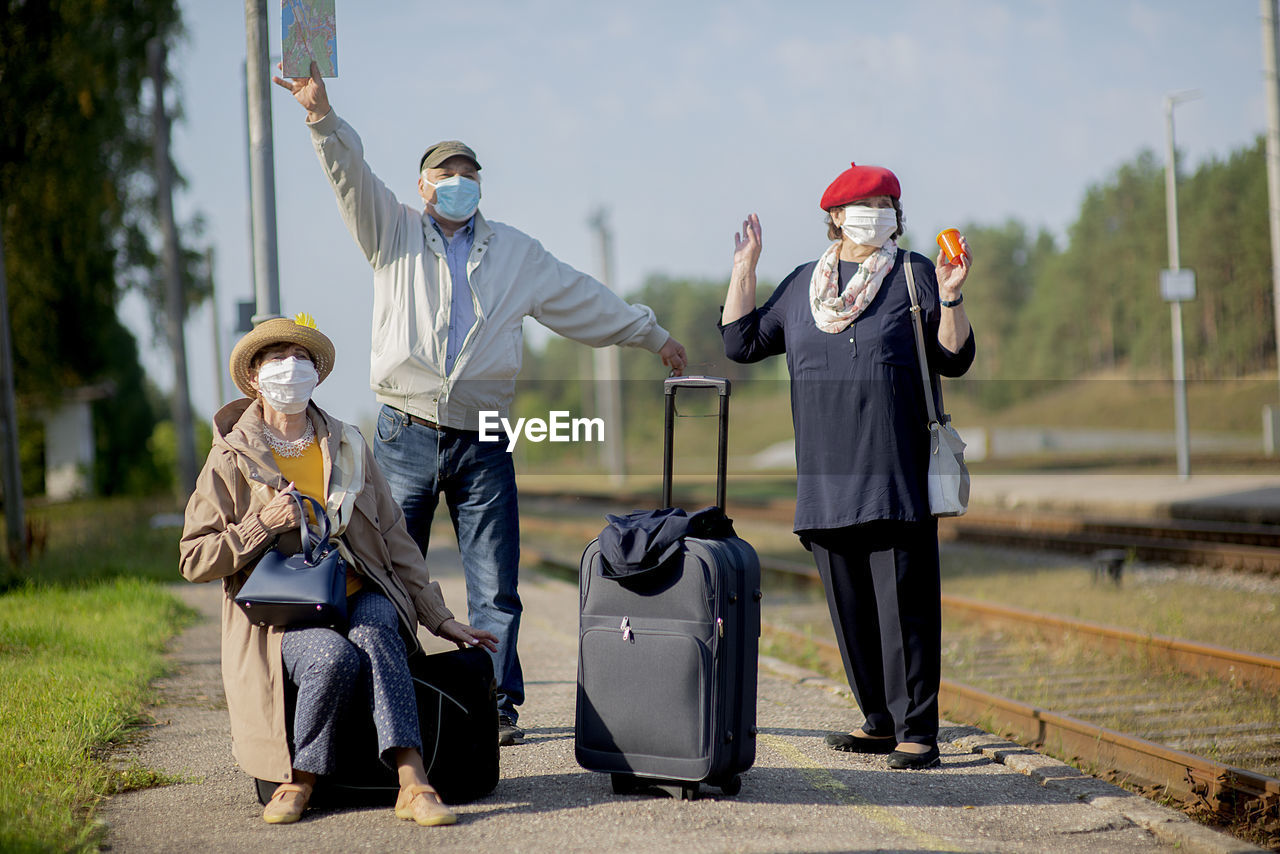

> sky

[{"left": 127, "top": 0, "right": 1273, "bottom": 429}]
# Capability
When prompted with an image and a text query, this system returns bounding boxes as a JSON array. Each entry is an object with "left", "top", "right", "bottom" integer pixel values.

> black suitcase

[
  {"left": 574, "top": 376, "right": 761, "bottom": 799},
  {"left": 256, "top": 645, "right": 498, "bottom": 807}
]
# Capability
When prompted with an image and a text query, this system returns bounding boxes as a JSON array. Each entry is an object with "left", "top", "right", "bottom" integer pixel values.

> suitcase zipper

[{"left": 620, "top": 616, "right": 634, "bottom": 643}]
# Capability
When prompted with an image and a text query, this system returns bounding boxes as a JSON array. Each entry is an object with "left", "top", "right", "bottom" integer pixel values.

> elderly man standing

[{"left": 274, "top": 64, "right": 688, "bottom": 746}]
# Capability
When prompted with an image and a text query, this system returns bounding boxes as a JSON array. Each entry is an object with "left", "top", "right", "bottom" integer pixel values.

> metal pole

[
  {"left": 150, "top": 37, "right": 198, "bottom": 496},
  {"left": 242, "top": 60, "right": 258, "bottom": 315},
  {"left": 208, "top": 248, "right": 226, "bottom": 407},
  {"left": 1170, "top": 301, "right": 1189, "bottom": 476},
  {"left": 0, "top": 207, "right": 26, "bottom": 565},
  {"left": 245, "top": 0, "right": 281, "bottom": 322},
  {"left": 1261, "top": 0, "right": 1280, "bottom": 445},
  {"left": 588, "top": 208, "right": 626, "bottom": 486},
  {"left": 1164, "top": 93, "right": 1195, "bottom": 481}
]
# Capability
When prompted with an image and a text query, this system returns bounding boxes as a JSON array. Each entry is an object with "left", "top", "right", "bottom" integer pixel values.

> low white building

[{"left": 39, "top": 384, "right": 111, "bottom": 501}]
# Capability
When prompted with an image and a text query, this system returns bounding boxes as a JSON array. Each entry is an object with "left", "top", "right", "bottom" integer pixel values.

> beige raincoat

[{"left": 179, "top": 398, "right": 455, "bottom": 782}]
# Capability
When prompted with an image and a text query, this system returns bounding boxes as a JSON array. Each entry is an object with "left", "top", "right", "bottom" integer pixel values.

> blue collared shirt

[{"left": 431, "top": 216, "right": 477, "bottom": 376}]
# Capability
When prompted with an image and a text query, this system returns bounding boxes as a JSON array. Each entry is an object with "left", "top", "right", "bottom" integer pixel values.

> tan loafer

[
  {"left": 395, "top": 784, "right": 457, "bottom": 827},
  {"left": 262, "top": 781, "right": 313, "bottom": 824}
]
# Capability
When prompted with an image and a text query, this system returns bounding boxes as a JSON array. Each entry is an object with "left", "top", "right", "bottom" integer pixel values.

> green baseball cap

[{"left": 419, "top": 140, "right": 481, "bottom": 172}]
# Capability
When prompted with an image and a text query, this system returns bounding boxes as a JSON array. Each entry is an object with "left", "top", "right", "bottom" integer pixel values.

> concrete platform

[
  {"left": 971, "top": 472, "right": 1280, "bottom": 524},
  {"left": 99, "top": 544, "right": 1260, "bottom": 853}
]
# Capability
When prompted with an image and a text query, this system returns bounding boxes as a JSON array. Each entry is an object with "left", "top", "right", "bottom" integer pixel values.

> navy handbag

[{"left": 234, "top": 492, "right": 349, "bottom": 628}]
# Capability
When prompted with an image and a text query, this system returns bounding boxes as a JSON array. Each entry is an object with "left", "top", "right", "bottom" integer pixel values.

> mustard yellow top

[
  {"left": 271, "top": 442, "right": 362, "bottom": 597},
  {"left": 272, "top": 442, "right": 324, "bottom": 508}
]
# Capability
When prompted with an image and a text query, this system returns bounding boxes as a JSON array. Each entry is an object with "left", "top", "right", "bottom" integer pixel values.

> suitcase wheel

[
  {"left": 255, "top": 778, "right": 278, "bottom": 806},
  {"left": 718, "top": 775, "right": 742, "bottom": 796},
  {"left": 637, "top": 779, "right": 701, "bottom": 800},
  {"left": 611, "top": 774, "right": 639, "bottom": 795}
]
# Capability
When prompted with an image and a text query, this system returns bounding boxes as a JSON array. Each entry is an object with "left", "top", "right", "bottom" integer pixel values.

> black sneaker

[{"left": 498, "top": 714, "right": 524, "bottom": 746}]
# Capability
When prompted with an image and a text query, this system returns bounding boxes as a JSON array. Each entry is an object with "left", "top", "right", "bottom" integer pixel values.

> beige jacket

[
  {"left": 179, "top": 399, "right": 454, "bottom": 782},
  {"left": 307, "top": 110, "right": 671, "bottom": 431}
]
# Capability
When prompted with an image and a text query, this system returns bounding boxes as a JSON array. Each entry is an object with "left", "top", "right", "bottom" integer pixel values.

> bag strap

[
  {"left": 287, "top": 492, "right": 331, "bottom": 565},
  {"left": 902, "top": 250, "right": 942, "bottom": 428}
]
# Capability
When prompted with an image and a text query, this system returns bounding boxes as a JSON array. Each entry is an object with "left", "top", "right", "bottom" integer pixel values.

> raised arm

[
  {"left": 271, "top": 59, "right": 330, "bottom": 122},
  {"left": 934, "top": 235, "right": 972, "bottom": 354},
  {"left": 722, "top": 213, "right": 763, "bottom": 324},
  {"left": 272, "top": 61, "right": 406, "bottom": 268}
]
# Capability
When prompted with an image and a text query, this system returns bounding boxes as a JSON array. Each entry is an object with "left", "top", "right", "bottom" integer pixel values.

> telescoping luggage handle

[{"left": 662, "top": 376, "right": 731, "bottom": 512}]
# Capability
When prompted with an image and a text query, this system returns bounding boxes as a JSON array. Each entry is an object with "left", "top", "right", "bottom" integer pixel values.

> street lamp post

[
  {"left": 244, "top": 0, "right": 281, "bottom": 323},
  {"left": 588, "top": 209, "right": 625, "bottom": 487},
  {"left": 1261, "top": 0, "right": 1280, "bottom": 452},
  {"left": 1164, "top": 90, "right": 1199, "bottom": 481}
]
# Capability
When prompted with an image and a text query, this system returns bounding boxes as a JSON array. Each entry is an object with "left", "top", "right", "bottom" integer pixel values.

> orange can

[{"left": 936, "top": 228, "right": 967, "bottom": 264}]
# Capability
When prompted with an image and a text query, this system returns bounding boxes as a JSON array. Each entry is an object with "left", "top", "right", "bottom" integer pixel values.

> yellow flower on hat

[{"left": 294, "top": 312, "right": 318, "bottom": 329}]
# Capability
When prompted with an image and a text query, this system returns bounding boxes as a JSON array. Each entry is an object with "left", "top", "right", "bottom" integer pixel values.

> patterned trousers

[{"left": 281, "top": 589, "right": 421, "bottom": 775}]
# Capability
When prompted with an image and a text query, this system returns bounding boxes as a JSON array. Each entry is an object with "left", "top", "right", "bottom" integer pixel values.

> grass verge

[
  {"left": 0, "top": 579, "right": 195, "bottom": 853},
  {"left": 2, "top": 496, "right": 182, "bottom": 590},
  {"left": 0, "top": 496, "right": 194, "bottom": 853}
]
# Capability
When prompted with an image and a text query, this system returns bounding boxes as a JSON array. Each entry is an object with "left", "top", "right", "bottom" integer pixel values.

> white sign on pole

[{"left": 1160, "top": 269, "right": 1196, "bottom": 302}]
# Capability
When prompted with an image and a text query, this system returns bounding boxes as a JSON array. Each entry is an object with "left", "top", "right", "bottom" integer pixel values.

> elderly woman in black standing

[{"left": 720, "top": 162, "right": 973, "bottom": 769}]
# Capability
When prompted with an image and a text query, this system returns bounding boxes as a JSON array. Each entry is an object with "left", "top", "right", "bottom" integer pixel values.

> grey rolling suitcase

[{"left": 574, "top": 376, "right": 761, "bottom": 799}]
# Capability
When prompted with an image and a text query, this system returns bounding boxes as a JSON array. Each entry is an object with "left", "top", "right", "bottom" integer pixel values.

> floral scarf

[{"left": 809, "top": 238, "right": 899, "bottom": 333}]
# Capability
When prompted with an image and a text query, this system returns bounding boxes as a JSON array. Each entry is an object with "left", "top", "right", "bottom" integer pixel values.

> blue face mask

[{"left": 424, "top": 174, "right": 481, "bottom": 222}]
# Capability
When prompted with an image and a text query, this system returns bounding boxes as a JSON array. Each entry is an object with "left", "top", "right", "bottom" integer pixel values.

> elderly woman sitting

[{"left": 180, "top": 314, "right": 496, "bottom": 826}]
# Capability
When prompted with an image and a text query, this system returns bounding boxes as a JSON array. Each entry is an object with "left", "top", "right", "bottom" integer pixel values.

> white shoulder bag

[{"left": 902, "top": 251, "right": 970, "bottom": 517}]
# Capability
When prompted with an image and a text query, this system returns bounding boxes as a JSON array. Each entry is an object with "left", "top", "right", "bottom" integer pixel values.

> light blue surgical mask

[{"left": 424, "top": 174, "right": 481, "bottom": 222}]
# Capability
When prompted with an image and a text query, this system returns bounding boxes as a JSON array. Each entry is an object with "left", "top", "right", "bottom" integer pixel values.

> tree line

[{"left": 964, "top": 139, "right": 1273, "bottom": 408}]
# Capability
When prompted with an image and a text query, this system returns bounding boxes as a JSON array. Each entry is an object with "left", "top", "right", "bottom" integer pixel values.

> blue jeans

[{"left": 374, "top": 404, "right": 524, "bottom": 722}]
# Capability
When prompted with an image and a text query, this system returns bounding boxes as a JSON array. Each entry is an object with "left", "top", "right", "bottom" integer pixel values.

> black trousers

[{"left": 809, "top": 519, "right": 941, "bottom": 745}]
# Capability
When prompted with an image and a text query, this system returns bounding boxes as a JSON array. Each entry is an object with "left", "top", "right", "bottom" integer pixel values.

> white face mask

[
  {"left": 840, "top": 205, "right": 899, "bottom": 247},
  {"left": 257, "top": 356, "right": 318, "bottom": 415}
]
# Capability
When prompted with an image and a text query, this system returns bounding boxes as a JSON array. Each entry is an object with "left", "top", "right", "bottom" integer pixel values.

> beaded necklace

[{"left": 264, "top": 419, "right": 316, "bottom": 458}]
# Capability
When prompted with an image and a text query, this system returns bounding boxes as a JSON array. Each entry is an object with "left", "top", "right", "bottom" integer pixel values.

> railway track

[
  {"left": 738, "top": 553, "right": 1280, "bottom": 695},
  {"left": 940, "top": 509, "right": 1280, "bottom": 576},
  {"left": 760, "top": 620, "right": 1280, "bottom": 829},
  {"left": 514, "top": 503, "right": 1280, "bottom": 831},
  {"left": 522, "top": 488, "right": 1280, "bottom": 575},
  {"left": 725, "top": 498, "right": 1280, "bottom": 576}
]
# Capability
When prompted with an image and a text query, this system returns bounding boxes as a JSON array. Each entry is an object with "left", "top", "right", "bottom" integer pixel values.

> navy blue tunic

[{"left": 721, "top": 250, "right": 975, "bottom": 534}]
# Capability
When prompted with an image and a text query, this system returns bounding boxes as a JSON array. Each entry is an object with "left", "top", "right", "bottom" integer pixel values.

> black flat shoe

[
  {"left": 886, "top": 745, "right": 941, "bottom": 769},
  {"left": 825, "top": 731, "right": 898, "bottom": 754}
]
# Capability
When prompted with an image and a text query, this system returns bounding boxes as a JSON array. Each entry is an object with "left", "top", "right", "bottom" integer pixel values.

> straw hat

[{"left": 229, "top": 313, "right": 336, "bottom": 398}]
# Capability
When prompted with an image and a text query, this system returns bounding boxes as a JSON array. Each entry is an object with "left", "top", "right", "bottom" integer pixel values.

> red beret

[{"left": 820, "top": 161, "right": 901, "bottom": 210}]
